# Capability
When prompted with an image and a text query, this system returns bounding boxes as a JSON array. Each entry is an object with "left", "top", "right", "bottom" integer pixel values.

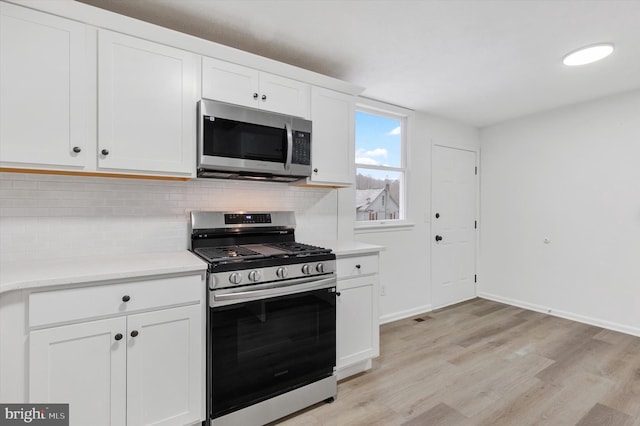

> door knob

[{"left": 435, "top": 235, "right": 443, "bottom": 242}]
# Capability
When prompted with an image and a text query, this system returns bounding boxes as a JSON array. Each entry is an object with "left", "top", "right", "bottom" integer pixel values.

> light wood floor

[{"left": 274, "top": 298, "right": 640, "bottom": 426}]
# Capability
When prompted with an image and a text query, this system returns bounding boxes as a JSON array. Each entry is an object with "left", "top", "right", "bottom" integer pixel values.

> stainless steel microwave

[{"left": 197, "top": 100, "right": 312, "bottom": 182}]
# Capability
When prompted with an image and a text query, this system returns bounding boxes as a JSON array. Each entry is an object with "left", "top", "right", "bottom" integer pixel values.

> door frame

[{"left": 430, "top": 142, "right": 480, "bottom": 309}]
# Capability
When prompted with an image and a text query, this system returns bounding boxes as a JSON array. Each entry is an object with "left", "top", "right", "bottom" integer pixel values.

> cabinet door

[
  {"left": 30, "top": 317, "right": 127, "bottom": 426},
  {"left": 202, "top": 57, "right": 260, "bottom": 108},
  {"left": 310, "top": 87, "right": 354, "bottom": 185},
  {"left": 126, "top": 304, "right": 203, "bottom": 426},
  {"left": 337, "top": 275, "right": 379, "bottom": 369},
  {"left": 0, "top": 3, "right": 87, "bottom": 169},
  {"left": 98, "top": 30, "right": 196, "bottom": 176},
  {"left": 259, "top": 72, "right": 310, "bottom": 118}
]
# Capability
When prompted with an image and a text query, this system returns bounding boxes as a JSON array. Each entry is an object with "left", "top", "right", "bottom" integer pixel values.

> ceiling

[{"left": 75, "top": 0, "right": 640, "bottom": 128}]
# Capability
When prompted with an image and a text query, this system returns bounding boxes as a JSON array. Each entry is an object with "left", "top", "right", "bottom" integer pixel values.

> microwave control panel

[{"left": 292, "top": 131, "right": 311, "bottom": 165}]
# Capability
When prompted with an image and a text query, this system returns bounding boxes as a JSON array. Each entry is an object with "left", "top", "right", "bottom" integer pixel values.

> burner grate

[
  {"left": 195, "top": 246, "right": 265, "bottom": 262},
  {"left": 265, "top": 242, "right": 331, "bottom": 256}
]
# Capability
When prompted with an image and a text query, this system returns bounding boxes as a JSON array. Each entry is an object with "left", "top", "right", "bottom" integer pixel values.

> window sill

[{"left": 354, "top": 220, "right": 415, "bottom": 233}]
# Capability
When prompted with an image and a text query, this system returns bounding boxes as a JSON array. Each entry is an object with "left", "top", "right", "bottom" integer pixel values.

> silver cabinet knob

[
  {"left": 301, "top": 264, "right": 311, "bottom": 275},
  {"left": 229, "top": 272, "right": 242, "bottom": 284},
  {"left": 248, "top": 270, "right": 261, "bottom": 282},
  {"left": 276, "top": 267, "right": 288, "bottom": 279},
  {"left": 316, "top": 263, "right": 325, "bottom": 273}
]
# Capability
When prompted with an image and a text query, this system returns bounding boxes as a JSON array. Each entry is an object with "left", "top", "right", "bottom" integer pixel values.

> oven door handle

[{"left": 211, "top": 275, "right": 336, "bottom": 306}]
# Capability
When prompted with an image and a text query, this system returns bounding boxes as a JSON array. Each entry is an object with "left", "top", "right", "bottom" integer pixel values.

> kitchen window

[{"left": 355, "top": 102, "right": 408, "bottom": 225}]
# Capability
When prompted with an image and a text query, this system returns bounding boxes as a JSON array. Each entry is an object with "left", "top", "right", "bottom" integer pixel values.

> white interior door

[{"left": 431, "top": 145, "right": 477, "bottom": 309}]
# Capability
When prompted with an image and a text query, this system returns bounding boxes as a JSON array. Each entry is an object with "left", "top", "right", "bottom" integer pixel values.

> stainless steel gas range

[{"left": 189, "top": 211, "right": 337, "bottom": 426}]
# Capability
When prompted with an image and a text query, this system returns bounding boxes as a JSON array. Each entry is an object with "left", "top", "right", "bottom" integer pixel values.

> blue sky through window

[{"left": 355, "top": 111, "right": 401, "bottom": 168}]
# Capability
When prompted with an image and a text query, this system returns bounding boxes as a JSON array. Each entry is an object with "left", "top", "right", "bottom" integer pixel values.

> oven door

[{"left": 208, "top": 276, "right": 336, "bottom": 420}]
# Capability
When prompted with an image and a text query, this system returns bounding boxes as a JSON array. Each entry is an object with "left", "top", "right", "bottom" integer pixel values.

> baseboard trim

[
  {"left": 431, "top": 295, "right": 478, "bottom": 311},
  {"left": 478, "top": 292, "right": 640, "bottom": 338},
  {"left": 380, "top": 304, "right": 432, "bottom": 324}
]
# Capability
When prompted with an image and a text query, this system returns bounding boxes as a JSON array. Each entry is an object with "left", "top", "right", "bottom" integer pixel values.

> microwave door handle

[{"left": 284, "top": 122, "right": 293, "bottom": 171}]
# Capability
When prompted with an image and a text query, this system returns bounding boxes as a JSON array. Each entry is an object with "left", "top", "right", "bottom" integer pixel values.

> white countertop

[
  {"left": 308, "top": 240, "right": 385, "bottom": 257},
  {"left": 0, "top": 251, "right": 208, "bottom": 294}
]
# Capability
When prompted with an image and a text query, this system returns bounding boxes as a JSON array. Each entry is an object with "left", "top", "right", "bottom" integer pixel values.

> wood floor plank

[
  {"left": 535, "top": 338, "right": 614, "bottom": 385},
  {"left": 453, "top": 316, "right": 528, "bottom": 348},
  {"left": 274, "top": 298, "right": 640, "bottom": 426},
  {"left": 598, "top": 341, "right": 640, "bottom": 417},
  {"left": 401, "top": 402, "right": 468, "bottom": 426},
  {"left": 576, "top": 403, "right": 635, "bottom": 426}
]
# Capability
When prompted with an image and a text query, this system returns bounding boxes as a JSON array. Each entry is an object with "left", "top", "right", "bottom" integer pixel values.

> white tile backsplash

[{"left": 0, "top": 173, "right": 337, "bottom": 262}]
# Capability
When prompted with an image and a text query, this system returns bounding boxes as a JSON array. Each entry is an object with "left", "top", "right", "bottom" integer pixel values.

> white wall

[
  {"left": 479, "top": 89, "right": 640, "bottom": 336},
  {"left": 0, "top": 173, "right": 338, "bottom": 263},
  {"left": 357, "top": 111, "right": 480, "bottom": 323}
]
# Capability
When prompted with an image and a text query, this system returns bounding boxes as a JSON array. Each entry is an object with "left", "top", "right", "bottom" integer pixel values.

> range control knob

[
  {"left": 248, "top": 270, "right": 261, "bottom": 282},
  {"left": 229, "top": 272, "right": 242, "bottom": 285},
  {"left": 301, "top": 264, "right": 311, "bottom": 275},
  {"left": 276, "top": 267, "right": 289, "bottom": 279},
  {"left": 316, "top": 263, "right": 325, "bottom": 273}
]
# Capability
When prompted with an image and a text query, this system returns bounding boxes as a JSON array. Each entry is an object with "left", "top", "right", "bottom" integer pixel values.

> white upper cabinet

[
  {"left": 258, "top": 72, "right": 310, "bottom": 119},
  {"left": 202, "top": 57, "right": 310, "bottom": 119},
  {"left": 202, "top": 58, "right": 260, "bottom": 109},
  {"left": 1, "top": 2, "right": 361, "bottom": 180},
  {"left": 307, "top": 87, "right": 355, "bottom": 186},
  {"left": 98, "top": 30, "right": 197, "bottom": 176},
  {"left": 0, "top": 2, "right": 87, "bottom": 169}
]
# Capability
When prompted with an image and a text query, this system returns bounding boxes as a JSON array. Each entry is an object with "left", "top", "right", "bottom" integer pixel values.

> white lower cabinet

[
  {"left": 126, "top": 305, "right": 201, "bottom": 426},
  {"left": 28, "top": 276, "right": 204, "bottom": 426},
  {"left": 30, "top": 317, "right": 127, "bottom": 426},
  {"left": 336, "top": 253, "right": 380, "bottom": 380}
]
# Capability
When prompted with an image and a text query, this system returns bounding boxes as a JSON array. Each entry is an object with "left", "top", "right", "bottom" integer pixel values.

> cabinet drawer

[
  {"left": 336, "top": 255, "right": 378, "bottom": 278},
  {"left": 29, "top": 274, "right": 202, "bottom": 328}
]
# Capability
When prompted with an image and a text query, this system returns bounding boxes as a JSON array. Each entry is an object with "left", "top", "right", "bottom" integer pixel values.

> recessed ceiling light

[{"left": 563, "top": 43, "right": 614, "bottom": 66}]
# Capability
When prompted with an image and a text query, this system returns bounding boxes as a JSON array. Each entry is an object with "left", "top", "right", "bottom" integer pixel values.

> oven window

[
  {"left": 210, "top": 288, "right": 336, "bottom": 418},
  {"left": 203, "top": 117, "right": 286, "bottom": 162}
]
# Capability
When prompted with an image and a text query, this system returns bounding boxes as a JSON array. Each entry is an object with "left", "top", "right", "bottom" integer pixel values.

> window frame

[{"left": 354, "top": 99, "right": 412, "bottom": 229}]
